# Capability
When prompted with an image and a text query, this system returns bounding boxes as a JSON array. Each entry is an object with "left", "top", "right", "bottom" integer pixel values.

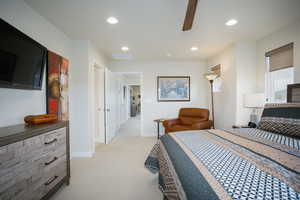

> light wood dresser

[{"left": 0, "top": 121, "right": 70, "bottom": 200}]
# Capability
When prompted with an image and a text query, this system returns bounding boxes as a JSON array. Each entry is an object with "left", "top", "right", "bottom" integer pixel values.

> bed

[{"left": 145, "top": 103, "right": 300, "bottom": 200}]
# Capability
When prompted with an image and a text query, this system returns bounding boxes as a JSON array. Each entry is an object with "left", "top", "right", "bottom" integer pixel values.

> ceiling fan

[{"left": 182, "top": 0, "right": 198, "bottom": 31}]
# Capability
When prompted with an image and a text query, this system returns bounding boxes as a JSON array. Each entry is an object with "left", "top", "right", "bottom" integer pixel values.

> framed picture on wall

[{"left": 157, "top": 76, "right": 190, "bottom": 102}]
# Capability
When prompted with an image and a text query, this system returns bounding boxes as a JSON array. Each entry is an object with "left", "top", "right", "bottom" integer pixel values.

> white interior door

[
  {"left": 94, "top": 66, "right": 105, "bottom": 144},
  {"left": 104, "top": 68, "right": 118, "bottom": 143}
]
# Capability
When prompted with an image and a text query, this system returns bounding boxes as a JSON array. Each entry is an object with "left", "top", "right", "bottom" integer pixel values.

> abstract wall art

[{"left": 47, "top": 51, "right": 69, "bottom": 121}]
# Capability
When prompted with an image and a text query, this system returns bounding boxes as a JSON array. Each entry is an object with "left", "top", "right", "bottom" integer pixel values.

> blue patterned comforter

[{"left": 145, "top": 128, "right": 300, "bottom": 200}]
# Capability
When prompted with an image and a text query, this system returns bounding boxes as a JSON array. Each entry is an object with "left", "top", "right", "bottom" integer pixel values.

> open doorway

[
  {"left": 129, "top": 85, "right": 141, "bottom": 118},
  {"left": 118, "top": 73, "right": 142, "bottom": 138}
]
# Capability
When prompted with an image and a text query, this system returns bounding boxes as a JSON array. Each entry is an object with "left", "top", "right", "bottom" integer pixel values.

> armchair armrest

[
  {"left": 191, "top": 120, "right": 213, "bottom": 130},
  {"left": 163, "top": 118, "right": 181, "bottom": 128}
]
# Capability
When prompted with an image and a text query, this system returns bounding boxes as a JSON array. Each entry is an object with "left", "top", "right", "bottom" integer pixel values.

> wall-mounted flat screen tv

[{"left": 0, "top": 18, "right": 47, "bottom": 90}]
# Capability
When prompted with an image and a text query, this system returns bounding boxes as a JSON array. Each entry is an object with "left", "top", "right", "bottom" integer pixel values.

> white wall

[
  {"left": 88, "top": 42, "right": 107, "bottom": 152},
  {"left": 207, "top": 42, "right": 257, "bottom": 129},
  {"left": 207, "top": 21, "right": 300, "bottom": 129},
  {"left": 0, "top": 0, "right": 72, "bottom": 127},
  {"left": 71, "top": 41, "right": 107, "bottom": 156},
  {"left": 235, "top": 42, "right": 257, "bottom": 125},
  {"left": 109, "top": 61, "right": 209, "bottom": 136},
  {"left": 207, "top": 46, "right": 237, "bottom": 129},
  {"left": 88, "top": 42, "right": 107, "bottom": 146},
  {"left": 0, "top": 0, "right": 107, "bottom": 157},
  {"left": 125, "top": 75, "right": 142, "bottom": 85},
  {"left": 69, "top": 41, "right": 90, "bottom": 156},
  {"left": 256, "top": 21, "right": 300, "bottom": 92}
]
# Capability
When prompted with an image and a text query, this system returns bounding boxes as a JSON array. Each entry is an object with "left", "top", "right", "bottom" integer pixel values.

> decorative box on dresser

[{"left": 0, "top": 121, "right": 70, "bottom": 200}]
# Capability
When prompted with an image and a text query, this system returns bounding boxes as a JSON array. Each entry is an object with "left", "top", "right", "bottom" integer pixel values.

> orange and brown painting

[{"left": 47, "top": 51, "right": 69, "bottom": 121}]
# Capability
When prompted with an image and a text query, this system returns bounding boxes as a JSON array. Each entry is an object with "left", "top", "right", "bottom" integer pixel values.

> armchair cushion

[
  {"left": 168, "top": 125, "right": 192, "bottom": 133},
  {"left": 163, "top": 118, "right": 180, "bottom": 127},
  {"left": 191, "top": 120, "right": 213, "bottom": 130},
  {"left": 180, "top": 117, "right": 207, "bottom": 125}
]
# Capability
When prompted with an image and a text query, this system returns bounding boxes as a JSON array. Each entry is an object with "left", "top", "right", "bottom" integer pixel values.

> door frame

[
  {"left": 117, "top": 72, "right": 143, "bottom": 136},
  {"left": 104, "top": 68, "right": 119, "bottom": 144},
  {"left": 92, "top": 63, "right": 106, "bottom": 152}
]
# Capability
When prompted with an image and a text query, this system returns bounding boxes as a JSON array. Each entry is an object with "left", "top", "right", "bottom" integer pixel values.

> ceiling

[
  {"left": 123, "top": 73, "right": 141, "bottom": 80},
  {"left": 25, "top": 0, "right": 300, "bottom": 61}
]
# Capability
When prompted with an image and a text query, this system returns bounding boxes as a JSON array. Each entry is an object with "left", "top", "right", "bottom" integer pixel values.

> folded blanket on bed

[{"left": 145, "top": 128, "right": 300, "bottom": 200}]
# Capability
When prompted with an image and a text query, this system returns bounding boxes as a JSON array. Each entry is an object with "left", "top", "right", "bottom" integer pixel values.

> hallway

[{"left": 117, "top": 115, "right": 141, "bottom": 138}]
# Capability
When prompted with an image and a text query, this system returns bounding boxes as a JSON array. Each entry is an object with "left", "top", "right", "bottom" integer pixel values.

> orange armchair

[{"left": 163, "top": 108, "right": 213, "bottom": 133}]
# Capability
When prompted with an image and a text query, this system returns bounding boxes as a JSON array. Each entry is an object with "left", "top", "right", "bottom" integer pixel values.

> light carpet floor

[
  {"left": 51, "top": 130, "right": 162, "bottom": 200},
  {"left": 117, "top": 115, "right": 141, "bottom": 138}
]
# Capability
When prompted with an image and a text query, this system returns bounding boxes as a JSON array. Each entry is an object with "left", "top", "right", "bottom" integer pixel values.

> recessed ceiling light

[
  {"left": 226, "top": 19, "right": 238, "bottom": 26},
  {"left": 167, "top": 53, "right": 172, "bottom": 57},
  {"left": 121, "top": 46, "right": 129, "bottom": 51},
  {"left": 107, "top": 17, "right": 119, "bottom": 24},
  {"left": 190, "top": 46, "right": 198, "bottom": 51}
]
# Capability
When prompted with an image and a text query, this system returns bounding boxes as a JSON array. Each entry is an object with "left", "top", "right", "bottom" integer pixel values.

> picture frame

[{"left": 157, "top": 76, "right": 190, "bottom": 102}]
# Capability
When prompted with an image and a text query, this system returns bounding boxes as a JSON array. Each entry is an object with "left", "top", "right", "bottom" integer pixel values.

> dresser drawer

[
  {"left": 0, "top": 142, "right": 24, "bottom": 195},
  {"left": 0, "top": 123, "right": 69, "bottom": 200},
  {"left": 4, "top": 127, "right": 67, "bottom": 164},
  {"left": 22, "top": 127, "right": 66, "bottom": 155},
  {"left": 0, "top": 141, "right": 23, "bottom": 168},
  {"left": 43, "top": 158, "right": 67, "bottom": 194},
  {"left": 28, "top": 160, "right": 67, "bottom": 200},
  {"left": 26, "top": 143, "right": 67, "bottom": 200},
  {"left": 0, "top": 145, "right": 14, "bottom": 165},
  {"left": 43, "top": 128, "right": 66, "bottom": 146},
  {"left": 41, "top": 146, "right": 66, "bottom": 173},
  {"left": 0, "top": 179, "right": 27, "bottom": 200}
]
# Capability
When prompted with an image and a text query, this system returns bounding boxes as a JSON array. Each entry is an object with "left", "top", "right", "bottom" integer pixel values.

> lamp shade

[
  {"left": 204, "top": 72, "right": 218, "bottom": 81},
  {"left": 244, "top": 93, "right": 265, "bottom": 108}
]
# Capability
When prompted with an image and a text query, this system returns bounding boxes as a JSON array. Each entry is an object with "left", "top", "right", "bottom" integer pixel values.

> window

[
  {"left": 265, "top": 43, "right": 294, "bottom": 103},
  {"left": 211, "top": 64, "right": 221, "bottom": 93},
  {"left": 213, "top": 77, "right": 222, "bottom": 93},
  {"left": 265, "top": 67, "right": 294, "bottom": 103}
]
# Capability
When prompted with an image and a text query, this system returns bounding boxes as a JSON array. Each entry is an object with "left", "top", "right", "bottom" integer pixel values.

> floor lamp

[{"left": 204, "top": 72, "right": 218, "bottom": 129}]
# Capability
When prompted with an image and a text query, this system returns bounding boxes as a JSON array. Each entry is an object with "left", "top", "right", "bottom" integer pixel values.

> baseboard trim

[
  {"left": 95, "top": 138, "right": 104, "bottom": 143},
  {"left": 71, "top": 152, "right": 94, "bottom": 158}
]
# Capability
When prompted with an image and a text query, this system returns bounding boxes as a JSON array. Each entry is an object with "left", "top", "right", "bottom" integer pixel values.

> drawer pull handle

[
  {"left": 45, "top": 175, "right": 58, "bottom": 186},
  {"left": 44, "top": 138, "right": 57, "bottom": 145},
  {"left": 45, "top": 157, "right": 58, "bottom": 166}
]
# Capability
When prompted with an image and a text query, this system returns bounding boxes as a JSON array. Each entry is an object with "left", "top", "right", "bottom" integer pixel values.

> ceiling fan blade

[{"left": 182, "top": 0, "right": 198, "bottom": 31}]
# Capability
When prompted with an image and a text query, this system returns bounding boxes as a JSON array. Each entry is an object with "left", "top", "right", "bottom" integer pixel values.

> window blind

[{"left": 265, "top": 43, "right": 293, "bottom": 72}]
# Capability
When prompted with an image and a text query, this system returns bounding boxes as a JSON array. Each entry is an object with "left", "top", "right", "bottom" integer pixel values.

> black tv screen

[{"left": 0, "top": 18, "right": 47, "bottom": 90}]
